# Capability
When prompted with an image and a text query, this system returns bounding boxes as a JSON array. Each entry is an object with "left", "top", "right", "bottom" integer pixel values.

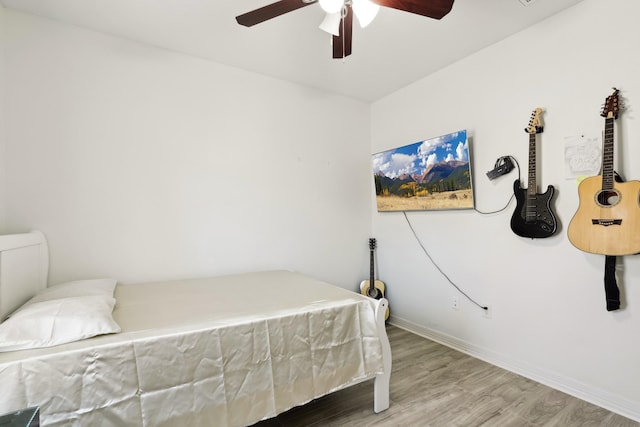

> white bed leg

[{"left": 373, "top": 298, "right": 391, "bottom": 413}]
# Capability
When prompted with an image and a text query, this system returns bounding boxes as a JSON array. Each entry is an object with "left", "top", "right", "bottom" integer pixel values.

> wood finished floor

[{"left": 254, "top": 325, "right": 638, "bottom": 427}]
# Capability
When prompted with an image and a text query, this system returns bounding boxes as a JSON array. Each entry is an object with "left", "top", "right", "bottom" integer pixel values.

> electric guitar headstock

[
  {"left": 369, "top": 238, "right": 376, "bottom": 251},
  {"left": 524, "top": 108, "right": 544, "bottom": 134},
  {"left": 601, "top": 88, "right": 620, "bottom": 119}
]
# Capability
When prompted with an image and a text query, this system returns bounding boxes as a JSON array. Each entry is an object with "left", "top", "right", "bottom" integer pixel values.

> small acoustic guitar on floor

[
  {"left": 510, "top": 108, "right": 558, "bottom": 238},
  {"left": 567, "top": 88, "right": 640, "bottom": 255},
  {"left": 360, "top": 238, "right": 389, "bottom": 320}
]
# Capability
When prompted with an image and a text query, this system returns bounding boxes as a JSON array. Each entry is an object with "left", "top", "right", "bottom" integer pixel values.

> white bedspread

[{"left": 0, "top": 270, "right": 385, "bottom": 426}]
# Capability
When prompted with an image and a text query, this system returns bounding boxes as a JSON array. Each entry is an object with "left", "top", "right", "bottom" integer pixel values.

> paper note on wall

[{"left": 564, "top": 134, "right": 602, "bottom": 179}]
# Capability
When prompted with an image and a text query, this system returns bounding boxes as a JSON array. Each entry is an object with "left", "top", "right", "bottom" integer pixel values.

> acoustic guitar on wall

[
  {"left": 567, "top": 88, "right": 640, "bottom": 255},
  {"left": 510, "top": 108, "right": 558, "bottom": 238},
  {"left": 360, "top": 238, "right": 389, "bottom": 320}
]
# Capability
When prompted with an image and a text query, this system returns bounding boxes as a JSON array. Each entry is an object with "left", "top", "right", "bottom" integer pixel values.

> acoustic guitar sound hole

[
  {"left": 367, "top": 287, "right": 381, "bottom": 299},
  {"left": 596, "top": 190, "right": 620, "bottom": 207}
]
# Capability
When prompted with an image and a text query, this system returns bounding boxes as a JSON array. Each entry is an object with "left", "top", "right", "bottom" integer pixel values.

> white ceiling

[{"left": 1, "top": 0, "right": 584, "bottom": 102}]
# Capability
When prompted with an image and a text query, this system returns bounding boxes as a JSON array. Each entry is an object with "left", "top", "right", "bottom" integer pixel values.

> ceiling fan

[{"left": 236, "top": 0, "right": 455, "bottom": 59}]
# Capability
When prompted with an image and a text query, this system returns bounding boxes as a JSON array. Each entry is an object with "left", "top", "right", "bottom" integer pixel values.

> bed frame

[
  {"left": 0, "top": 231, "right": 48, "bottom": 320},
  {"left": 0, "top": 231, "right": 391, "bottom": 425}
]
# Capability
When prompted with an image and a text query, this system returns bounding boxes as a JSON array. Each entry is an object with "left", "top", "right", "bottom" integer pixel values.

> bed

[{"left": 0, "top": 231, "right": 391, "bottom": 426}]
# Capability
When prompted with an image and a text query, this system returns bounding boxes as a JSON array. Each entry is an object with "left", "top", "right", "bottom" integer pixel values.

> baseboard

[{"left": 388, "top": 315, "right": 640, "bottom": 423}]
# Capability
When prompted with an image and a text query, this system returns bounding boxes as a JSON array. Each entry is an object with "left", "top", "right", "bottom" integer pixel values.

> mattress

[{"left": 0, "top": 270, "right": 385, "bottom": 426}]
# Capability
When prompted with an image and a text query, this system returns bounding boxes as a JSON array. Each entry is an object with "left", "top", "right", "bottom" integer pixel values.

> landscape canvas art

[{"left": 373, "top": 130, "right": 474, "bottom": 212}]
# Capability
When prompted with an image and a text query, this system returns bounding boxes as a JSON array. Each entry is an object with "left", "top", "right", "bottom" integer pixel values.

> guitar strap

[{"left": 604, "top": 255, "right": 620, "bottom": 311}]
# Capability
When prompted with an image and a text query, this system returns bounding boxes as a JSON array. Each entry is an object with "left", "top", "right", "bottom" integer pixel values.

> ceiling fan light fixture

[
  {"left": 352, "top": 0, "right": 379, "bottom": 28},
  {"left": 319, "top": 12, "right": 342, "bottom": 36},
  {"left": 319, "top": 0, "right": 344, "bottom": 14}
]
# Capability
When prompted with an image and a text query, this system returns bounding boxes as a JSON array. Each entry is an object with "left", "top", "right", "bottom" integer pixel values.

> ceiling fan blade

[
  {"left": 236, "top": 0, "right": 316, "bottom": 27},
  {"left": 332, "top": 5, "right": 353, "bottom": 58},
  {"left": 371, "top": 0, "right": 454, "bottom": 19}
]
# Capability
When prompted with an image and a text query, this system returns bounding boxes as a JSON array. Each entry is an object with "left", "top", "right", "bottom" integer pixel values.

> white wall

[
  {"left": 0, "top": 6, "right": 6, "bottom": 227},
  {"left": 372, "top": 0, "right": 640, "bottom": 420},
  {"left": 2, "top": 9, "right": 373, "bottom": 290}
]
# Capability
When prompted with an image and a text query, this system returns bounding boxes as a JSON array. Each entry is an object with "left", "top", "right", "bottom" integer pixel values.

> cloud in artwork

[
  {"left": 455, "top": 141, "right": 469, "bottom": 161},
  {"left": 373, "top": 151, "right": 418, "bottom": 178},
  {"left": 373, "top": 130, "right": 468, "bottom": 178}
]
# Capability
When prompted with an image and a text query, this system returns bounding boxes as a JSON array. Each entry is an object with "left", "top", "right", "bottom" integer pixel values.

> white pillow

[
  {"left": 23, "top": 278, "right": 117, "bottom": 307},
  {"left": 0, "top": 295, "right": 121, "bottom": 352}
]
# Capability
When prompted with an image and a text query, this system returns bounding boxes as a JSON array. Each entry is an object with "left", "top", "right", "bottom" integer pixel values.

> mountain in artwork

[{"left": 375, "top": 159, "right": 471, "bottom": 197}]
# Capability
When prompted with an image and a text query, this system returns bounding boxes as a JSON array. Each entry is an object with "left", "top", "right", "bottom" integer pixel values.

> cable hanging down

[
  {"left": 398, "top": 154, "right": 522, "bottom": 311},
  {"left": 403, "top": 211, "right": 488, "bottom": 312}
]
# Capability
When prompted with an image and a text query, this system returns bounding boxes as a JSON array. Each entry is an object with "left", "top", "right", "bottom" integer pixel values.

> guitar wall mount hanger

[{"left": 486, "top": 156, "right": 515, "bottom": 180}]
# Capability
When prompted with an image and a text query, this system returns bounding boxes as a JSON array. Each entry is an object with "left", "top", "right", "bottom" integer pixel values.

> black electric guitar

[
  {"left": 510, "top": 108, "right": 558, "bottom": 238},
  {"left": 568, "top": 88, "right": 640, "bottom": 255},
  {"left": 360, "top": 238, "right": 389, "bottom": 320}
]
